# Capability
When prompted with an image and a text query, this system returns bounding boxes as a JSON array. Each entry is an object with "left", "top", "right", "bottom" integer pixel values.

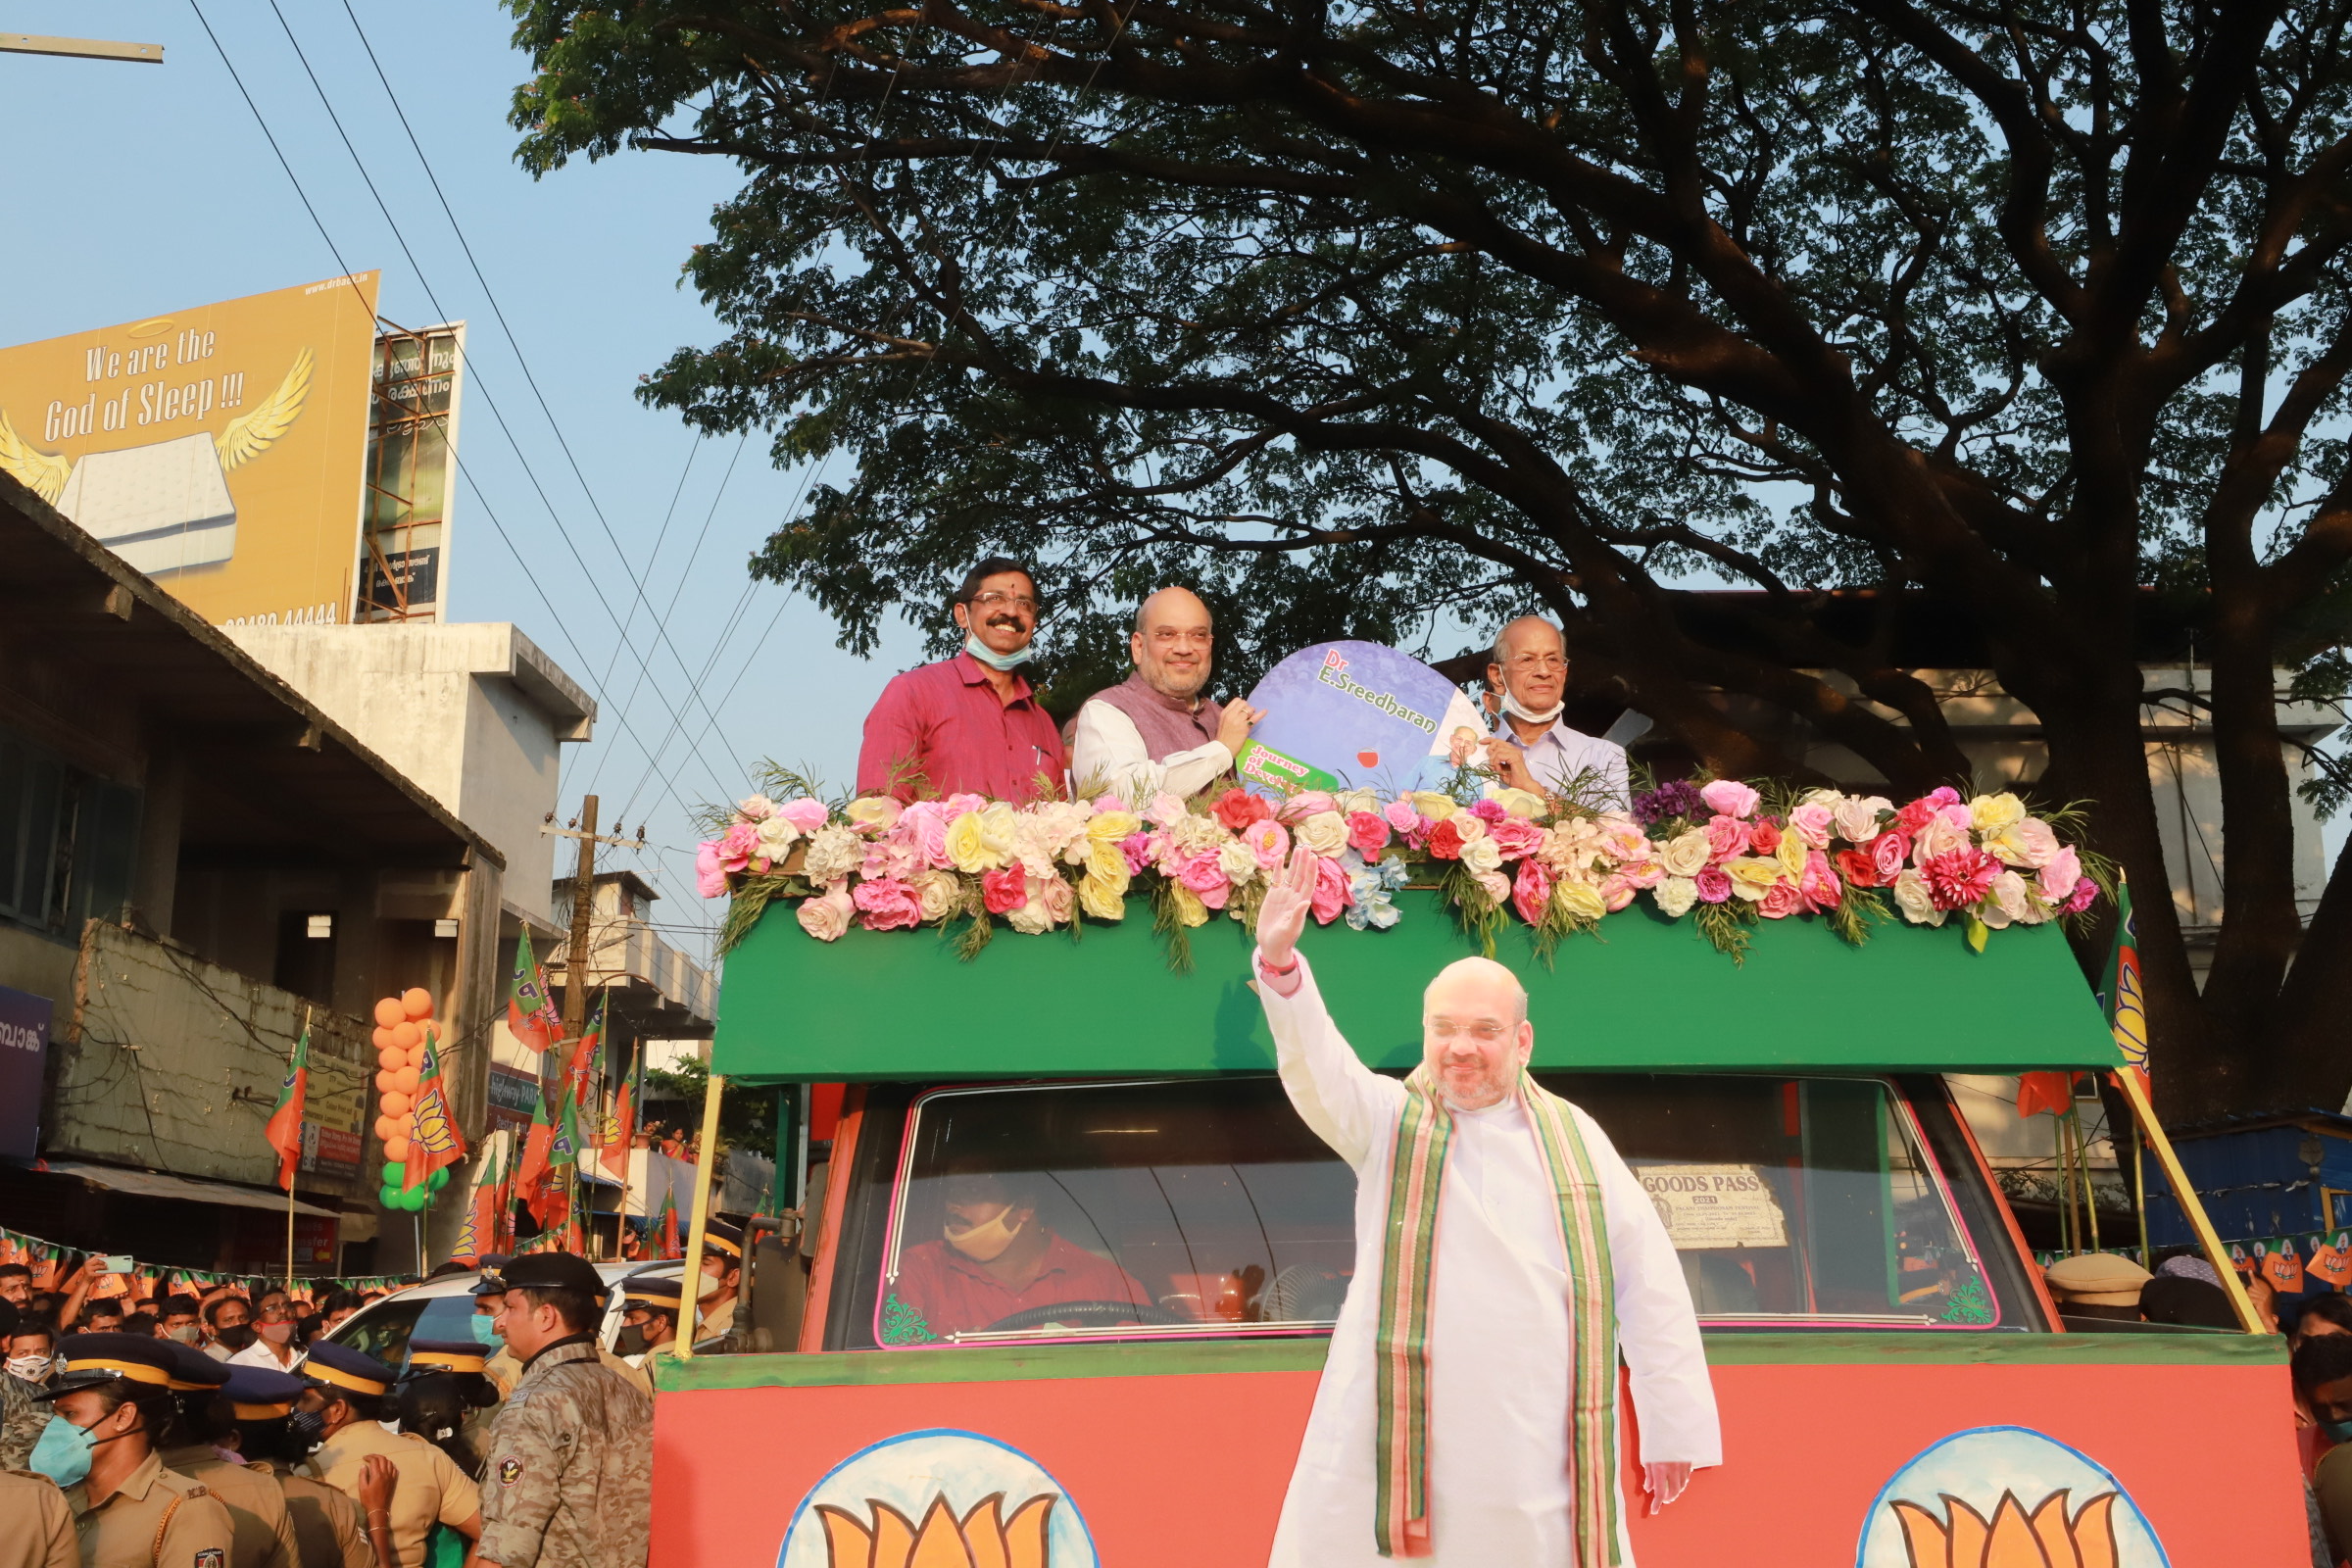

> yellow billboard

[{"left": 0, "top": 272, "right": 381, "bottom": 626}]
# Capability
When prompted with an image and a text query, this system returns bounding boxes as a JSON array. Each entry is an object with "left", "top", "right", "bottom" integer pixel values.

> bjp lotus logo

[
  {"left": 781, "top": 1432, "right": 1096, "bottom": 1568},
  {"left": 816, "top": 1494, "right": 1054, "bottom": 1568},
  {"left": 1856, "top": 1429, "right": 2165, "bottom": 1568}
]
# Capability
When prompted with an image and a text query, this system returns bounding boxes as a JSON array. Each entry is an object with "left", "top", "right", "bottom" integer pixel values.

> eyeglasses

[
  {"left": 1507, "top": 654, "right": 1567, "bottom": 671},
  {"left": 970, "top": 591, "right": 1038, "bottom": 613},
  {"left": 1425, "top": 1018, "right": 1514, "bottom": 1042}
]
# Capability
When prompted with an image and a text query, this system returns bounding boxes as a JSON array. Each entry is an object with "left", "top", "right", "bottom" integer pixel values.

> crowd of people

[{"left": 0, "top": 1249, "right": 692, "bottom": 1568}]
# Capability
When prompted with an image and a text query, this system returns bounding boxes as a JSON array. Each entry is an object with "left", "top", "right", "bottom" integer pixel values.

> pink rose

[
  {"left": 1090, "top": 793, "right": 1134, "bottom": 815},
  {"left": 852, "top": 877, "right": 924, "bottom": 931},
  {"left": 2064, "top": 876, "right": 2099, "bottom": 914},
  {"left": 1310, "top": 855, "right": 1351, "bottom": 925},
  {"left": 981, "top": 865, "right": 1029, "bottom": 915},
  {"left": 1175, "top": 850, "right": 1231, "bottom": 909},
  {"left": 1925, "top": 786, "right": 1962, "bottom": 808},
  {"left": 1788, "top": 803, "right": 1835, "bottom": 849},
  {"left": 1798, "top": 850, "right": 1842, "bottom": 912},
  {"left": 1383, "top": 799, "right": 1424, "bottom": 837},
  {"left": 1121, "top": 832, "right": 1159, "bottom": 876},
  {"left": 1475, "top": 869, "right": 1512, "bottom": 906},
  {"left": 2004, "top": 817, "right": 2061, "bottom": 868},
  {"left": 1703, "top": 814, "right": 1748, "bottom": 861},
  {"left": 1346, "top": 811, "right": 1391, "bottom": 855},
  {"left": 1039, "top": 874, "right": 1075, "bottom": 926},
  {"left": 860, "top": 840, "right": 921, "bottom": 883},
  {"left": 1469, "top": 798, "right": 1508, "bottom": 824},
  {"left": 718, "top": 821, "right": 760, "bottom": 872},
  {"left": 941, "top": 792, "right": 987, "bottom": 818},
  {"left": 1694, "top": 866, "right": 1733, "bottom": 904},
  {"left": 1893, "top": 798, "right": 1937, "bottom": 833},
  {"left": 1278, "top": 790, "right": 1337, "bottom": 822},
  {"left": 795, "top": 882, "right": 855, "bottom": 942},
  {"left": 1699, "top": 779, "right": 1761, "bottom": 818},
  {"left": 1923, "top": 847, "right": 2000, "bottom": 910},
  {"left": 1620, "top": 859, "right": 1667, "bottom": 890},
  {"left": 1758, "top": 882, "right": 1802, "bottom": 920},
  {"left": 696, "top": 841, "right": 729, "bottom": 898},
  {"left": 2038, "top": 846, "right": 2082, "bottom": 903},
  {"left": 1147, "top": 792, "right": 1190, "bottom": 827},
  {"left": 1871, "top": 830, "right": 1910, "bottom": 881},
  {"left": 1244, "top": 818, "right": 1291, "bottom": 869},
  {"left": 898, "top": 803, "right": 954, "bottom": 869},
  {"left": 1512, "top": 859, "right": 1553, "bottom": 924},
  {"left": 1488, "top": 816, "right": 1545, "bottom": 859},
  {"left": 1938, "top": 803, "right": 1975, "bottom": 832},
  {"left": 1598, "top": 873, "right": 1636, "bottom": 912},
  {"left": 776, "top": 798, "right": 829, "bottom": 835}
]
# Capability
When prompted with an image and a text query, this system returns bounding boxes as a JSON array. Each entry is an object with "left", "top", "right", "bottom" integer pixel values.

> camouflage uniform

[
  {"left": 0, "top": 1372, "right": 47, "bottom": 1471},
  {"left": 474, "top": 1341, "right": 651, "bottom": 1568}
]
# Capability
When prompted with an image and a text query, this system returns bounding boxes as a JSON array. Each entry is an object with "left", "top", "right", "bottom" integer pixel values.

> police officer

[
  {"left": 0, "top": 1463, "right": 76, "bottom": 1568},
  {"left": 475, "top": 1254, "right": 650, "bottom": 1568},
  {"left": 23, "top": 1334, "right": 235, "bottom": 1568},
  {"left": 394, "top": 1343, "right": 500, "bottom": 1480},
  {"left": 612, "top": 1278, "right": 680, "bottom": 1367},
  {"left": 297, "top": 1344, "right": 479, "bottom": 1568},
  {"left": 694, "top": 1221, "right": 745, "bottom": 1344},
  {"left": 156, "top": 1345, "right": 300, "bottom": 1568},
  {"left": 215, "top": 1366, "right": 398, "bottom": 1568},
  {"left": 476, "top": 1264, "right": 647, "bottom": 1405}
]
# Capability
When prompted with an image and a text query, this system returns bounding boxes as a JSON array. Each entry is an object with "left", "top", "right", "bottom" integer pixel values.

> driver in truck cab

[{"left": 889, "top": 1169, "right": 1152, "bottom": 1340}]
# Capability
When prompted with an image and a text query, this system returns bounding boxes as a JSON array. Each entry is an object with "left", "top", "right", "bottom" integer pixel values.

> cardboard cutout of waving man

[{"left": 1252, "top": 847, "right": 1721, "bottom": 1566}]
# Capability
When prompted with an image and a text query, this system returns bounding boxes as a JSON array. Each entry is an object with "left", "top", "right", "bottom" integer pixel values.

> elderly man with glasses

[
  {"left": 857, "top": 556, "right": 1070, "bottom": 804},
  {"left": 1478, "top": 615, "right": 1630, "bottom": 808}
]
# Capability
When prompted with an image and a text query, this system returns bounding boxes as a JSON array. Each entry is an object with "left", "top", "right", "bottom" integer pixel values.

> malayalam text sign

[
  {"left": 0, "top": 273, "right": 381, "bottom": 626},
  {"left": 0, "top": 985, "right": 52, "bottom": 1162}
]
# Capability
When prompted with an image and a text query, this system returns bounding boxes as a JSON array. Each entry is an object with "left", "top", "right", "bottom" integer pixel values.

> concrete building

[{"left": 0, "top": 470, "right": 504, "bottom": 1276}]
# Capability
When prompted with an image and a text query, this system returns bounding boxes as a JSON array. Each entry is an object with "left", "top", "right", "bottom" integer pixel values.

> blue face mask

[
  {"left": 961, "top": 631, "right": 1034, "bottom": 671},
  {"left": 467, "top": 1314, "right": 503, "bottom": 1348},
  {"left": 30, "top": 1413, "right": 103, "bottom": 1489},
  {"left": 2326, "top": 1416, "right": 2352, "bottom": 1446}
]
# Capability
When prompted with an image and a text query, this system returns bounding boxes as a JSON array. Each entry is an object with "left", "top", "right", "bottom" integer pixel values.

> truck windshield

[{"left": 853, "top": 1072, "right": 2021, "bottom": 1349}]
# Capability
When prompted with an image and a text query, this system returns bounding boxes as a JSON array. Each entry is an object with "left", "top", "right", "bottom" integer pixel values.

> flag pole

[{"left": 285, "top": 1004, "right": 307, "bottom": 1295}]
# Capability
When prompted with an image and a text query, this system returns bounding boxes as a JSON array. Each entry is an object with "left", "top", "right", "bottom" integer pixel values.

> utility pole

[{"left": 563, "top": 795, "right": 599, "bottom": 1044}]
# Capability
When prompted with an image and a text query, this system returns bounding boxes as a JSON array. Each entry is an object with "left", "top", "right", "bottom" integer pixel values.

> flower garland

[{"left": 700, "top": 776, "right": 2104, "bottom": 965}]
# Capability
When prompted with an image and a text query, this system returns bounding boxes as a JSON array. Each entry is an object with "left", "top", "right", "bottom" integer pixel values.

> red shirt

[
  {"left": 890, "top": 1232, "right": 1152, "bottom": 1339},
  {"left": 856, "top": 653, "right": 1068, "bottom": 803}
]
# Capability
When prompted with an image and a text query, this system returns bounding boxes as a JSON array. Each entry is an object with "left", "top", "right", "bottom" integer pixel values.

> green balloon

[
  {"left": 378, "top": 1186, "right": 402, "bottom": 1207},
  {"left": 380, "top": 1160, "right": 404, "bottom": 1185},
  {"left": 427, "top": 1167, "right": 450, "bottom": 1192},
  {"left": 399, "top": 1188, "right": 428, "bottom": 1212}
]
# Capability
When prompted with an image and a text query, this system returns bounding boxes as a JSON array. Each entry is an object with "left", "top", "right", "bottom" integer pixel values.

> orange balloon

[
  {"left": 402, "top": 988, "right": 433, "bottom": 1020},
  {"left": 373, "top": 1069, "right": 397, "bottom": 1095},
  {"left": 391, "top": 1067, "right": 420, "bottom": 1096},
  {"left": 371, "top": 1027, "right": 398, "bottom": 1053},
  {"left": 373, "top": 1114, "right": 403, "bottom": 1143},
  {"left": 380, "top": 1091, "right": 412, "bottom": 1117},
  {"left": 384, "top": 1136, "right": 413, "bottom": 1164},
  {"left": 373, "top": 998, "right": 405, "bottom": 1028},
  {"left": 391, "top": 1021, "right": 422, "bottom": 1052}
]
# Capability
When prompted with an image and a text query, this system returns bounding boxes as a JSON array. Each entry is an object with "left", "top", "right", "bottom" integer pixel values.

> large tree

[{"left": 509, "top": 0, "right": 2352, "bottom": 1119}]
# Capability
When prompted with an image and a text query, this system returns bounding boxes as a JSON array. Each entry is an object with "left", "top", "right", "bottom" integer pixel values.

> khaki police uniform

[
  {"left": 63, "top": 1448, "right": 236, "bottom": 1568},
  {"left": 156, "top": 1447, "right": 297, "bottom": 1568},
  {"left": 0, "top": 1468, "right": 77, "bottom": 1568},
  {"left": 474, "top": 1341, "right": 650, "bottom": 1568},
  {"left": 256, "top": 1467, "right": 372, "bottom": 1568},
  {"left": 302, "top": 1426, "right": 476, "bottom": 1568}
]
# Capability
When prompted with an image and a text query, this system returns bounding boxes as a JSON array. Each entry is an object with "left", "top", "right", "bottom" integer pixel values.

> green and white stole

[{"left": 1373, "top": 1064, "right": 1620, "bottom": 1562}]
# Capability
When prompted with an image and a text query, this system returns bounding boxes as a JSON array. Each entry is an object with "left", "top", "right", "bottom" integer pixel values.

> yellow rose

[
  {"left": 1486, "top": 786, "right": 1546, "bottom": 819},
  {"left": 1776, "top": 828, "right": 1809, "bottom": 880},
  {"left": 944, "top": 807, "right": 1012, "bottom": 872},
  {"left": 1333, "top": 788, "right": 1382, "bottom": 815},
  {"left": 1553, "top": 880, "right": 1607, "bottom": 922},
  {"left": 1408, "top": 791, "right": 1460, "bottom": 821},
  {"left": 1079, "top": 869, "right": 1128, "bottom": 922},
  {"left": 845, "top": 796, "right": 902, "bottom": 831},
  {"left": 1087, "top": 810, "right": 1142, "bottom": 844},
  {"left": 1970, "top": 792, "right": 2026, "bottom": 830},
  {"left": 1088, "top": 840, "right": 1131, "bottom": 890},
  {"left": 1168, "top": 882, "right": 1209, "bottom": 928},
  {"left": 1725, "top": 856, "right": 1783, "bottom": 900}
]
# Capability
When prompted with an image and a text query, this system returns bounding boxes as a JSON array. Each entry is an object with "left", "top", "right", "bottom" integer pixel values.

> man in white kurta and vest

[
  {"left": 1069, "top": 586, "right": 1261, "bottom": 800},
  {"left": 1480, "top": 615, "right": 1631, "bottom": 810},
  {"left": 1251, "top": 846, "right": 1719, "bottom": 1565}
]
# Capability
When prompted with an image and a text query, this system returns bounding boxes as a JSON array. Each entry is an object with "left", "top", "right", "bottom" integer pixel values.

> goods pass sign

[
  {"left": 1638, "top": 1163, "right": 1789, "bottom": 1249},
  {"left": 0, "top": 273, "right": 380, "bottom": 627}
]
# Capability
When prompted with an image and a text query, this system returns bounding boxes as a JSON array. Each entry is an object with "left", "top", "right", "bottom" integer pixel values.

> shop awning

[{"left": 42, "top": 1160, "right": 340, "bottom": 1218}]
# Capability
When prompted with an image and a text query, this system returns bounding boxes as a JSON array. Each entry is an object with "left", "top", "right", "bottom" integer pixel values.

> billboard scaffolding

[{"left": 358, "top": 322, "right": 465, "bottom": 623}]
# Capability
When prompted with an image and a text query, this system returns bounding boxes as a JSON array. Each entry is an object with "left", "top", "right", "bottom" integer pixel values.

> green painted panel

[
  {"left": 651, "top": 1327, "right": 2274, "bottom": 1394},
  {"left": 710, "top": 891, "right": 2121, "bottom": 1081}
]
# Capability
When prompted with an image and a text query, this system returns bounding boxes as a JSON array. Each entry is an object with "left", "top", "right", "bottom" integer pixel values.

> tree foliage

[{"left": 508, "top": 0, "right": 2352, "bottom": 1117}]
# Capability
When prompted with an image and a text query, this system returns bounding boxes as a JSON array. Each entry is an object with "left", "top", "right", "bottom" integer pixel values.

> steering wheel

[{"left": 981, "top": 1299, "right": 1194, "bottom": 1332}]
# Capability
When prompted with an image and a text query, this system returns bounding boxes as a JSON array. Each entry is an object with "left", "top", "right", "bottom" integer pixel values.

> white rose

[
  {"left": 1798, "top": 787, "right": 1842, "bottom": 808},
  {"left": 1217, "top": 839, "right": 1261, "bottom": 886},
  {"left": 1484, "top": 786, "right": 1547, "bottom": 819},
  {"left": 1654, "top": 876, "right": 1698, "bottom": 917},
  {"left": 754, "top": 814, "right": 802, "bottom": 861},
  {"left": 1989, "top": 869, "right": 2030, "bottom": 923},
  {"left": 1408, "top": 791, "right": 1460, "bottom": 821},
  {"left": 1833, "top": 795, "right": 1890, "bottom": 845},
  {"left": 1912, "top": 814, "right": 1969, "bottom": 863},
  {"left": 1892, "top": 868, "right": 1945, "bottom": 926},
  {"left": 911, "top": 870, "right": 961, "bottom": 922},
  {"left": 803, "top": 824, "right": 865, "bottom": 884},
  {"left": 1658, "top": 829, "right": 1711, "bottom": 878},
  {"left": 737, "top": 794, "right": 776, "bottom": 820},
  {"left": 1460, "top": 835, "right": 1503, "bottom": 875},
  {"left": 1294, "top": 811, "right": 1349, "bottom": 858},
  {"left": 1333, "top": 788, "right": 1382, "bottom": 815}
]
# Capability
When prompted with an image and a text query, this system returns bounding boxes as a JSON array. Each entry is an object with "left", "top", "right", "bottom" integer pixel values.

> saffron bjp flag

[
  {"left": 2310, "top": 1232, "right": 2352, "bottom": 1290},
  {"left": 2262, "top": 1237, "right": 2308, "bottom": 1294},
  {"left": 401, "top": 1026, "right": 468, "bottom": 1192},
  {"left": 2102, "top": 874, "right": 2147, "bottom": 1091},
  {"left": 528, "top": 1096, "right": 580, "bottom": 1229},
  {"left": 451, "top": 1176, "right": 491, "bottom": 1267},
  {"left": 656, "top": 1185, "right": 681, "bottom": 1259},
  {"left": 2013, "top": 1071, "right": 2081, "bottom": 1118},
  {"left": 564, "top": 992, "right": 605, "bottom": 1114},
  {"left": 600, "top": 1048, "right": 637, "bottom": 1181},
  {"left": 514, "top": 1089, "right": 554, "bottom": 1221},
  {"left": 508, "top": 928, "right": 562, "bottom": 1054},
  {"left": 263, "top": 1025, "right": 311, "bottom": 1192}
]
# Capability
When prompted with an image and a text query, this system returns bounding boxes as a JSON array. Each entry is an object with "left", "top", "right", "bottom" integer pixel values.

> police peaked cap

[
  {"left": 496, "top": 1251, "right": 609, "bottom": 1300},
  {"left": 36, "top": 1334, "right": 190, "bottom": 1399},
  {"left": 301, "top": 1341, "right": 397, "bottom": 1400},
  {"left": 620, "top": 1275, "right": 683, "bottom": 1311},
  {"left": 468, "top": 1256, "right": 514, "bottom": 1297},
  {"left": 160, "top": 1341, "right": 232, "bottom": 1393},
  {"left": 701, "top": 1217, "right": 745, "bottom": 1259},
  {"left": 403, "top": 1340, "right": 491, "bottom": 1377},
  {"left": 222, "top": 1365, "right": 307, "bottom": 1419}
]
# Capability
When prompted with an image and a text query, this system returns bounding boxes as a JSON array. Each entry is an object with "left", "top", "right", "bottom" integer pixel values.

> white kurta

[
  {"left": 1069, "top": 698, "right": 1234, "bottom": 802},
  {"left": 1259, "top": 953, "right": 1720, "bottom": 1568}
]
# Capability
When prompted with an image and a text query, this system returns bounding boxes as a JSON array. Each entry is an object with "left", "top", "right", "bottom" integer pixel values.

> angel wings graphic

[{"left": 0, "top": 345, "right": 315, "bottom": 504}]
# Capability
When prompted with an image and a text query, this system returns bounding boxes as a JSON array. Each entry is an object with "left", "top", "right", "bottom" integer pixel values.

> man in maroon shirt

[
  {"left": 889, "top": 1170, "right": 1152, "bottom": 1340},
  {"left": 856, "top": 558, "right": 1069, "bottom": 803}
]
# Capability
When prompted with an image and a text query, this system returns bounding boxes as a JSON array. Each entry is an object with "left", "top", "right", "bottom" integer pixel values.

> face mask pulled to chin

[{"left": 945, "top": 1207, "right": 1025, "bottom": 1264}]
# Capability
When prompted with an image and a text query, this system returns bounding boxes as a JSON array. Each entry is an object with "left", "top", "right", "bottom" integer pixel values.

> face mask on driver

[{"left": 945, "top": 1206, "right": 1025, "bottom": 1264}]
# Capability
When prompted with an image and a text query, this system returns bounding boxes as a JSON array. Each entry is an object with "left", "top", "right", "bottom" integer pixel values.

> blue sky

[{"left": 3, "top": 0, "right": 924, "bottom": 951}]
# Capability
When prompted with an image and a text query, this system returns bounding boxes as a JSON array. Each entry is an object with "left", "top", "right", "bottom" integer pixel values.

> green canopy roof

[{"left": 710, "top": 890, "right": 2121, "bottom": 1082}]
